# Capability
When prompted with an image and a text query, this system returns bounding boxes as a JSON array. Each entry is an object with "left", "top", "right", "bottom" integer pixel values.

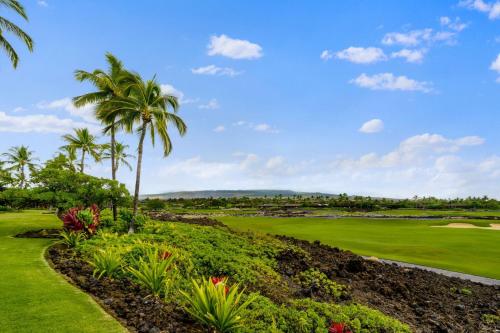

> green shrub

[
  {"left": 89, "top": 249, "right": 123, "bottom": 279},
  {"left": 59, "top": 230, "right": 86, "bottom": 248},
  {"left": 294, "top": 269, "right": 346, "bottom": 299},
  {"left": 127, "top": 247, "right": 176, "bottom": 297},
  {"left": 181, "top": 277, "right": 256, "bottom": 333},
  {"left": 116, "top": 209, "right": 147, "bottom": 232}
]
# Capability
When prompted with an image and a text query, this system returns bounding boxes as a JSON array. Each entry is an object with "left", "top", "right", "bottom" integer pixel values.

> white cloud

[
  {"left": 491, "top": 54, "right": 500, "bottom": 82},
  {"left": 382, "top": 28, "right": 457, "bottom": 46},
  {"left": 191, "top": 65, "right": 242, "bottom": 77},
  {"left": 0, "top": 111, "right": 99, "bottom": 134},
  {"left": 12, "top": 107, "right": 26, "bottom": 113},
  {"left": 199, "top": 98, "right": 220, "bottom": 110},
  {"left": 440, "top": 16, "right": 469, "bottom": 31},
  {"left": 37, "top": 0, "right": 48, "bottom": 7},
  {"left": 160, "top": 84, "right": 197, "bottom": 105},
  {"left": 359, "top": 119, "right": 384, "bottom": 133},
  {"left": 233, "top": 121, "right": 279, "bottom": 133},
  {"left": 320, "top": 50, "right": 334, "bottom": 60},
  {"left": 140, "top": 133, "right": 497, "bottom": 198},
  {"left": 37, "top": 97, "right": 97, "bottom": 123},
  {"left": 490, "top": 53, "right": 500, "bottom": 82},
  {"left": 391, "top": 49, "right": 426, "bottom": 63},
  {"left": 213, "top": 125, "right": 225, "bottom": 133},
  {"left": 334, "top": 47, "right": 387, "bottom": 64},
  {"left": 350, "top": 73, "right": 433, "bottom": 93},
  {"left": 207, "top": 34, "right": 263, "bottom": 60},
  {"left": 459, "top": 0, "right": 500, "bottom": 19}
]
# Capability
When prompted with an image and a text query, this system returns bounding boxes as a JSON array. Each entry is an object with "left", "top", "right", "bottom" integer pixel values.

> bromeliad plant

[
  {"left": 59, "top": 229, "right": 86, "bottom": 248},
  {"left": 127, "top": 248, "right": 176, "bottom": 297},
  {"left": 90, "top": 249, "right": 123, "bottom": 279},
  {"left": 181, "top": 277, "right": 256, "bottom": 333},
  {"left": 62, "top": 204, "right": 100, "bottom": 234}
]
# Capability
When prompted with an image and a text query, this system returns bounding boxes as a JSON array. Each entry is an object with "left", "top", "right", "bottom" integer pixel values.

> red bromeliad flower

[
  {"left": 210, "top": 277, "right": 230, "bottom": 295},
  {"left": 159, "top": 251, "right": 172, "bottom": 260},
  {"left": 328, "top": 322, "right": 352, "bottom": 333}
]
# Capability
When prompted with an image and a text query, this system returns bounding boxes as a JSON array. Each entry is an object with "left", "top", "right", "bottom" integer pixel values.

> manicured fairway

[
  {"left": 0, "top": 211, "right": 125, "bottom": 333},
  {"left": 220, "top": 216, "right": 500, "bottom": 279}
]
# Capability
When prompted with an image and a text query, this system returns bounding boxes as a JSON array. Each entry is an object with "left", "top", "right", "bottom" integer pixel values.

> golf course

[{"left": 220, "top": 216, "right": 500, "bottom": 279}]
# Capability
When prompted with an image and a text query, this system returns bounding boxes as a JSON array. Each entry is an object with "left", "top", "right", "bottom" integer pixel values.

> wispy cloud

[
  {"left": 207, "top": 34, "right": 263, "bottom": 60},
  {"left": 359, "top": 119, "right": 384, "bottom": 133},
  {"left": 191, "top": 65, "right": 242, "bottom": 77},
  {"left": 490, "top": 53, "right": 500, "bottom": 82},
  {"left": 382, "top": 28, "right": 458, "bottom": 46},
  {"left": 459, "top": 0, "right": 500, "bottom": 20},
  {"left": 213, "top": 125, "right": 225, "bottom": 133},
  {"left": 332, "top": 47, "right": 387, "bottom": 64},
  {"left": 233, "top": 121, "right": 279, "bottom": 133},
  {"left": 37, "top": 0, "right": 48, "bottom": 7},
  {"left": 0, "top": 111, "right": 98, "bottom": 134},
  {"left": 350, "top": 73, "right": 433, "bottom": 93},
  {"left": 198, "top": 98, "right": 220, "bottom": 110},
  {"left": 391, "top": 49, "right": 426, "bottom": 63},
  {"left": 37, "top": 97, "right": 97, "bottom": 123}
]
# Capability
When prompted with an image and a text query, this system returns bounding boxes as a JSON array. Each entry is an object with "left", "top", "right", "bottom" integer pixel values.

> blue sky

[{"left": 1, "top": 0, "right": 500, "bottom": 198}]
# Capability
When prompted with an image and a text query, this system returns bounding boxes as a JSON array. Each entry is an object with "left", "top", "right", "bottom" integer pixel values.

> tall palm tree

[
  {"left": 2, "top": 145, "right": 37, "bottom": 188},
  {"left": 61, "top": 128, "right": 101, "bottom": 173},
  {"left": 103, "top": 142, "right": 134, "bottom": 172},
  {"left": 102, "top": 75, "right": 187, "bottom": 233},
  {"left": 0, "top": 0, "right": 33, "bottom": 68},
  {"left": 73, "top": 53, "right": 135, "bottom": 220}
]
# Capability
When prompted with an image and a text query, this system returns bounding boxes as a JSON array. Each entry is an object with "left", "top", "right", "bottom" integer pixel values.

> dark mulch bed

[
  {"left": 276, "top": 235, "right": 500, "bottom": 333},
  {"left": 147, "top": 212, "right": 226, "bottom": 227},
  {"left": 47, "top": 245, "right": 204, "bottom": 333},
  {"left": 15, "top": 228, "right": 61, "bottom": 238}
]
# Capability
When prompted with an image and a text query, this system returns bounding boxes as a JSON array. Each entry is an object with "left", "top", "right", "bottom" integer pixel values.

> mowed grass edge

[
  {"left": 0, "top": 210, "right": 126, "bottom": 333},
  {"left": 220, "top": 216, "right": 500, "bottom": 279}
]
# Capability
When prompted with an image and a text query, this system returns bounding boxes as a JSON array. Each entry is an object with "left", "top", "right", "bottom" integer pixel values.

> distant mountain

[{"left": 141, "top": 190, "right": 338, "bottom": 199}]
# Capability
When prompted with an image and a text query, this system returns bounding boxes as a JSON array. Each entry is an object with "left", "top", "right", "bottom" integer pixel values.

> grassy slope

[
  {"left": 220, "top": 216, "right": 500, "bottom": 279},
  {"left": 0, "top": 210, "right": 125, "bottom": 333}
]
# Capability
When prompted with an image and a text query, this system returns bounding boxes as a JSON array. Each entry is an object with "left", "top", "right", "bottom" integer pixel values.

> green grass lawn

[
  {"left": 220, "top": 216, "right": 500, "bottom": 279},
  {"left": 0, "top": 210, "right": 125, "bottom": 333}
]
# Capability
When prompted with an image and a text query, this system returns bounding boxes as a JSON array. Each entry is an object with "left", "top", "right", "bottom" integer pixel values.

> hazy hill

[{"left": 141, "top": 190, "right": 337, "bottom": 199}]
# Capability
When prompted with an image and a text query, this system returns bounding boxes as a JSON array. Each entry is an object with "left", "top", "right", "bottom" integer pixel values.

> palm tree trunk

[
  {"left": 19, "top": 165, "right": 25, "bottom": 189},
  {"left": 110, "top": 125, "right": 118, "bottom": 221},
  {"left": 130, "top": 122, "right": 147, "bottom": 234},
  {"left": 80, "top": 150, "right": 86, "bottom": 173}
]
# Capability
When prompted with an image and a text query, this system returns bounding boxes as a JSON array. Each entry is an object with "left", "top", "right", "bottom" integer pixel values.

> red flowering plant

[
  {"left": 62, "top": 204, "right": 100, "bottom": 235},
  {"left": 328, "top": 322, "right": 352, "bottom": 333},
  {"left": 211, "top": 276, "right": 230, "bottom": 295}
]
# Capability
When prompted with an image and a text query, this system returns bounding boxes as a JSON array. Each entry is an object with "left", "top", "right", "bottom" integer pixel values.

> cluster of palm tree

[
  {"left": 0, "top": 146, "right": 37, "bottom": 189},
  {"left": 70, "top": 53, "right": 187, "bottom": 233}
]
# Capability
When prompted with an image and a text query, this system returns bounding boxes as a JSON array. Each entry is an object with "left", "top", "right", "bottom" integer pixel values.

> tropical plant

[
  {"left": 58, "top": 145, "right": 78, "bottom": 171},
  {"left": 101, "top": 74, "right": 187, "bottom": 233},
  {"left": 102, "top": 142, "right": 133, "bottom": 171},
  {"left": 62, "top": 204, "right": 100, "bottom": 234},
  {"left": 89, "top": 249, "right": 122, "bottom": 279},
  {"left": 328, "top": 322, "right": 352, "bottom": 333},
  {"left": 73, "top": 53, "right": 136, "bottom": 221},
  {"left": 127, "top": 247, "right": 176, "bottom": 297},
  {"left": 2, "top": 145, "right": 37, "bottom": 188},
  {"left": 0, "top": 0, "right": 33, "bottom": 68},
  {"left": 181, "top": 277, "right": 256, "bottom": 333},
  {"left": 59, "top": 229, "right": 86, "bottom": 248},
  {"left": 61, "top": 128, "right": 102, "bottom": 173}
]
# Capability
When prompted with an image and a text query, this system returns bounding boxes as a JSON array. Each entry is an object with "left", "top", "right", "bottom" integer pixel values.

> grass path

[
  {"left": 0, "top": 210, "right": 125, "bottom": 333},
  {"left": 220, "top": 216, "right": 500, "bottom": 279}
]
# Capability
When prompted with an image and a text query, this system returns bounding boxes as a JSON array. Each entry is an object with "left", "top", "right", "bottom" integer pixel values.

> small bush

[
  {"left": 62, "top": 204, "right": 100, "bottom": 234},
  {"left": 117, "top": 209, "right": 147, "bottom": 232},
  {"left": 295, "top": 269, "right": 346, "bottom": 299},
  {"left": 182, "top": 277, "right": 256, "bottom": 333},
  {"left": 90, "top": 249, "right": 122, "bottom": 279},
  {"left": 127, "top": 247, "right": 176, "bottom": 297},
  {"left": 59, "top": 229, "right": 86, "bottom": 248}
]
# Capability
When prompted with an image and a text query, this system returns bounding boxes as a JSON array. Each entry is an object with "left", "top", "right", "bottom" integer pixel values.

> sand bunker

[{"left": 433, "top": 223, "right": 500, "bottom": 230}]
